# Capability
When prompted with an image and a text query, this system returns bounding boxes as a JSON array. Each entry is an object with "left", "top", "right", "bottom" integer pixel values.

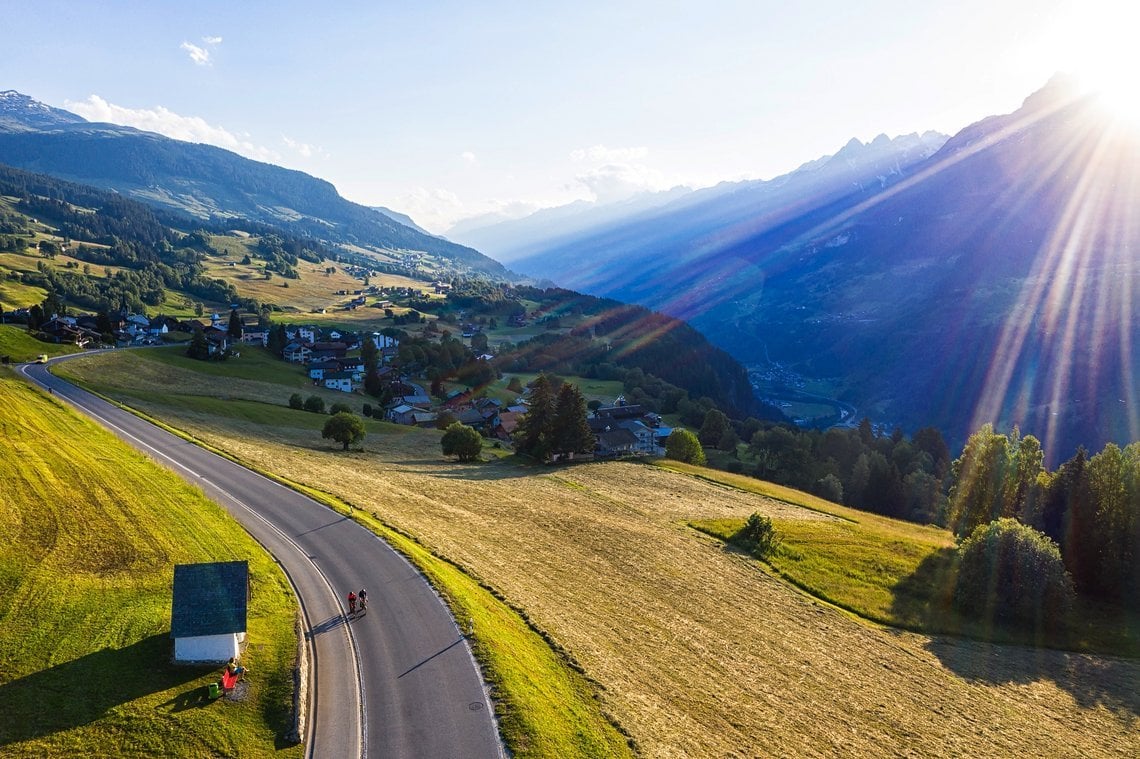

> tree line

[{"left": 947, "top": 424, "right": 1140, "bottom": 610}]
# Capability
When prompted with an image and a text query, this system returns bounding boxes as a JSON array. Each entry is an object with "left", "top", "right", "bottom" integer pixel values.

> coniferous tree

[
  {"left": 551, "top": 383, "right": 595, "bottom": 459},
  {"left": 267, "top": 324, "right": 287, "bottom": 355},
  {"left": 514, "top": 373, "right": 556, "bottom": 461},
  {"left": 227, "top": 308, "right": 243, "bottom": 340},
  {"left": 186, "top": 328, "right": 210, "bottom": 360}
]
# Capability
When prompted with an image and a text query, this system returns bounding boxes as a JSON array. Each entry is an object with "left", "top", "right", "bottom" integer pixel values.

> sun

[{"left": 1047, "top": 2, "right": 1140, "bottom": 126}]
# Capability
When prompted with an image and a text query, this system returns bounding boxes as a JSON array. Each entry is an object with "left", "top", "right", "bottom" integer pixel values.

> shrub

[
  {"left": 730, "top": 512, "right": 782, "bottom": 559},
  {"left": 665, "top": 428, "right": 706, "bottom": 466},
  {"left": 441, "top": 422, "right": 482, "bottom": 462},
  {"left": 330, "top": 402, "right": 353, "bottom": 416},
  {"left": 815, "top": 474, "right": 844, "bottom": 503},
  {"left": 288, "top": 393, "right": 304, "bottom": 410},
  {"left": 954, "top": 518, "right": 1075, "bottom": 627},
  {"left": 303, "top": 395, "right": 325, "bottom": 413},
  {"left": 362, "top": 403, "right": 373, "bottom": 418}
]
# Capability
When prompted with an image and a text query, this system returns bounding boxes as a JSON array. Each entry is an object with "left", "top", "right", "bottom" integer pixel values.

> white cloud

[
  {"left": 575, "top": 162, "right": 667, "bottom": 204},
  {"left": 461, "top": 150, "right": 477, "bottom": 164},
  {"left": 65, "top": 95, "right": 280, "bottom": 163},
  {"left": 569, "top": 144, "right": 649, "bottom": 163},
  {"left": 395, "top": 187, "right": 468, "bottom": 233},
  {"left": 282, "top": 135, "right": 328, "bottom": 159},
  {"left": 180, "top": 42, "right": 211, "bottom": 66},
  {"left": 181, "top": 36, "right": 222, "bottom": 66},
  {"left": 391, "top": 190, "right": 548, "bottom": 235}
]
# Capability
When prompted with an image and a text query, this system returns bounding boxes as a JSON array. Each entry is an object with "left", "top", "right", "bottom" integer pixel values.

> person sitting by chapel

[{"left": 225, "top": 657, "right": 247, "bottom": 679}]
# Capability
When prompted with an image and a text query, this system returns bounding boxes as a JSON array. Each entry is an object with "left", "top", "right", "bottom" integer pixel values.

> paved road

[{"left": 20, "top": 358, "right": 503, "bottom": 759}]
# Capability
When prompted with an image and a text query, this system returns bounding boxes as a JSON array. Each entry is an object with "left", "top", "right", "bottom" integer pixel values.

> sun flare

[{"left": 1047, "top": 2, "right": 1140, "bottom": 126}]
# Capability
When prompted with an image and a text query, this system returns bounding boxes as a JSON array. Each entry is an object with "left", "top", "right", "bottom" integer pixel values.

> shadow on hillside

[
  {"left": 893, "top": 549, "right": 1140, "bottom": 720},
  {"left": 0, "top": 634, "right": 212, "bottom": 747},
  {"left": 925, "top": 637, "right": 1140, "bottom": 720},
  {"left": 888, "top": 546, "right": 960, "bottom": 631},
  {"left": 389, "top": 458, "right": 539, "bottom": 481}
]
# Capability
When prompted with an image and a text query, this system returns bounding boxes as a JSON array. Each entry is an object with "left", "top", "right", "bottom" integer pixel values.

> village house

[
  {"left": 387, "top": 403, "right": 422, "bottom": 425},
  {"left": 322, "top": 370, "right": 355, "bottom": 393},
  {"left": 310, "top": 341, "right": 348, "bottom": 360},
  {"left": 308, "top": 359, "right": 341, "bottom": 381},
  {"left": 283, "top": 341, "right": 312, "bottom": 363}
]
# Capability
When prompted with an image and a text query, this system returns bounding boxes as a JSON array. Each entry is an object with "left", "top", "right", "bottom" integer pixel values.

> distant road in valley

[{"left": 20, "top": 357, "right": 503, "bottom": 759}]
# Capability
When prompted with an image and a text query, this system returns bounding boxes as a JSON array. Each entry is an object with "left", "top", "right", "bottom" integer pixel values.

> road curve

[{"left": 20, "top": 357, "right": 503, "bottom": 759}]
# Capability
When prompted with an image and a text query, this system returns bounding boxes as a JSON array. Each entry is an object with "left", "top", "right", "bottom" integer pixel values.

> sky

[{"left": 0, "top": 0, "right": 1124, "bottom": 233}]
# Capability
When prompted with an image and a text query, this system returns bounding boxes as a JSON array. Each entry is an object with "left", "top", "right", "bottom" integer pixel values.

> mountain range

[
  {"left": 0, "top": 90, "right": 506, "bottom": 277},
  {"left": 452, "top": 132, "right": 947, "bottom": 268},
  {"left": 4, "top": 81, "right": 1138, "bottom": 460},
  {"left": 483, "top": 77, "right": 1140, "bottom": 460}
]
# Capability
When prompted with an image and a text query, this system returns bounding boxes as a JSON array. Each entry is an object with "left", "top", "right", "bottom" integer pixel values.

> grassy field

[
  {"left": 0, "top": 368, "right": 302, "bottom": 758},
  {"left": 0, "top": 325, "right": 83, "bottom": 363},
  {"left": 54, "top": 349, "right": 1140, "bottom": 757},
  {"left": 56, "top": 351, "right": 633, "bottom": 757}
]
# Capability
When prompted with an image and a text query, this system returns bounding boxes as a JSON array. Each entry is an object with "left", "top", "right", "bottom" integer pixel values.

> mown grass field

[
  {"left": 55, "top": 349, "right": 1140, "bottom": 757},
  {"left": 57, "top": 350, "right": 633, "bottom": 757},
  {"left": 0, "top": 368, "right": 302, "bottom": 758}
]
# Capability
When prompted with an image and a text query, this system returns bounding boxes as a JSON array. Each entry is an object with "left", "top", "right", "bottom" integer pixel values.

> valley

[
  {"left": 47, "top": 347, "right": 1140, "bottom": 757},
  {"left": 2, "top": 44, "right": 1140, "bottom": 758}
]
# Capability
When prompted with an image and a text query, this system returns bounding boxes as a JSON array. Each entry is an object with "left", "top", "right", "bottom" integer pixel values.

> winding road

[{"left": 20, "top": 356, "right": 503, "bottom": 759}]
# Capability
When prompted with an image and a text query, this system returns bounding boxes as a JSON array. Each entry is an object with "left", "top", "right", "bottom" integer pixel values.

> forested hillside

[{"left": 0, "top": 94, "right": 508, "bottom": 277}]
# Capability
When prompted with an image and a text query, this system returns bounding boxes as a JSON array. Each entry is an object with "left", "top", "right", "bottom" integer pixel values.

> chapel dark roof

[{"left": 170, "top": 560, "right": 248, "bottom": 638}]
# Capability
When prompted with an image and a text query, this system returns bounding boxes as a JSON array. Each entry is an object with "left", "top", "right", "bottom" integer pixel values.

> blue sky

[{"left": 0, "top": 0, "right": 1118, "bottom": 231}]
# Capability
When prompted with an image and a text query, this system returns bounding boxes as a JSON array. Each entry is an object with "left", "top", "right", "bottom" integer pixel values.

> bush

[
  {"left": 303, "top": 395, "right": 325, "bottom": 413},
  {"left": 731, "top": 512, "right": 781, "bottom": 559},
  {"left": 362, "top": 403, "right": 373, "bottom": 418},
  {"left": 441, "top": 422, "right": 482, "bottom": 462},
  {"left": 288, "top": 393, "right": 304, "bottom": 410},
  {"left": 665, "top": 428, "right": 706, "bottom": 466},
  {"left": 954, "top": 518, "right": 1075, "bottom": 627},
  {"left": 815, "top": 474, "right": 844, "bottom": 503},
  {"left": 330, "top": 402, "right": 353, "bottom": 416}
]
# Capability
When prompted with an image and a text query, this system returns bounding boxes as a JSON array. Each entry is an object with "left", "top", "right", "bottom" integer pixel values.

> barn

[{"left": 170, "top": 560, "right": 249, "bottom": 663}]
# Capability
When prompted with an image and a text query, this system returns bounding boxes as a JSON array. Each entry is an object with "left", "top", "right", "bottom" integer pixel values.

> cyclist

[{"left": 347, "top": 590, "right": 357, "bottom": 615}]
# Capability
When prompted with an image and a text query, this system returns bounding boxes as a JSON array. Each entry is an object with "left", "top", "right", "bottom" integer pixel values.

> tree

[
  {"left": 514, "top": 373, "right": 557, "bottom": 460},
  {"left": 186, "top": 328, "right": 210, "bottom": 360},
  {"left": 665, "top": 428, "right": 706, "bottom": 466},
  {"left": 471, "top": 331, "right": 489, "bottom": 353},
  {"left": 330, "top": 402, "right": 353, "bottom": 416},
  {"left": 288, "top": 393, "right": 304, "bottom": 410},
  {"left": 267, "top": 324, "right": 287, "bottom": 355},
  {"left": 322, "top": 412, "right": 366, "bottom": 451},
  {"left": 551, "top": 383, "right": 595, "bottom": 459},
  {"left": 1075, "top": 443, "right": 1139, "bottom": 601},
  {"left": 304, "top": 395, "right": 325, "bottom": 413},
  {"left": 699, "top": 408, "right": 731, "bottom": 446},
  {"left": 948, "top": 424, "right": 1011, "bottom": 539},
  {"left": 954, "top": 518, "right": 1075, "bottom": 628},
  {"left": 435, "top": 411, "right": 458, "bottom": 430},
  {"left": 441, "top": 422, "right": 482, "bottom": 462},
  {"left": 815, "top": 474, "right": 844, "bottom": 504},
  {"left": 227, "top": 309, "right": 243, "bottom": 340}
]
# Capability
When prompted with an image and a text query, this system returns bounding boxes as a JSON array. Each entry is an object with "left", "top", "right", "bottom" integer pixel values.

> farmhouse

[{"left": 170, "top": 560, "right": 249, "bottom": 663}]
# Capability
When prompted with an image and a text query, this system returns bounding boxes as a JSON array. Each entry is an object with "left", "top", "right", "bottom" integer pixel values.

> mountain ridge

[{"left": 0, "top": 91, "right": 509, "bottom": 277}]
